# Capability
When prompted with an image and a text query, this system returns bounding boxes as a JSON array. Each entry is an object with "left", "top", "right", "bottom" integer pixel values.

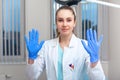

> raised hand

[
  {"left": 81, "top": 29, "right": 103, "bottom": 63},
  {"left": 25, "top": 29, "right": 45, "bottom": 60}
]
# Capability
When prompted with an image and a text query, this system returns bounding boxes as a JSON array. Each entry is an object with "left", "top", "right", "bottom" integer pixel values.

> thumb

[
  {"left": 81, "top": 40, "right": 89, "bottom": 51},
  {"left": 81, "top": 40, "right": 91, "bottom": 55},
  {"left": 98, "top": 35, "right": 103, "bottom": 45},
  {"left": 38, "top": 40, "right": 45, "bottom": 50}
]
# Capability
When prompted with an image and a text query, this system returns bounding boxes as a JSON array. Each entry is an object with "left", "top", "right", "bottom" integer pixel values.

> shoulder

[
  {"left": 43, "top": 38, "right": 58, "bottom": 47},
  {"left": 72, "top": 35, "right": 87, "bottom": 50},
  {"left": 37, "top": 38, "right": 58, "bottom": 55},
  {"left": 75, "top": 37, "right": 89, "bottom": 55},
  {"left": 75, "top": 36, "right": 87, "bottom": 45}
]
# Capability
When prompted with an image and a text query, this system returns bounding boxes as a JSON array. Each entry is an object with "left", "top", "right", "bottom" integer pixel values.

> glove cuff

[
  {"left": 29, "top": 55, "right": 37, "bottom": 60},
  {"left": 90, "top": 57, "right": 99, "bottom": 63}
]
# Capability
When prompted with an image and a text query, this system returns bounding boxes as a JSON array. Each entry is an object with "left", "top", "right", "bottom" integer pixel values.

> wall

[
  {"left": 0, "top": 0, "right": 50, "bottom": 80},
  {"left": 108, "top": 0, "right": 120, "bottom": 80},
  {"left": 25, "top": 0, "right": 50, "bottom": 40}
]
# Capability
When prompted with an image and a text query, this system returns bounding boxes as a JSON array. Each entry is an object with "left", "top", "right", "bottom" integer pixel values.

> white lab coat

[{"left": 26, "top": 34, "right": 105, "bottom": 80}]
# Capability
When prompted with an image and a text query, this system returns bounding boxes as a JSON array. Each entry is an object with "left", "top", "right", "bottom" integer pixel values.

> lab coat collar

[{"left": 69, "top": 34, "right": 78, "bottom": 48}]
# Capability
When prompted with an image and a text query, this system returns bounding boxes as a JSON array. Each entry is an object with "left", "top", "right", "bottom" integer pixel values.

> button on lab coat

[{"left": 26, "top": 34, "right": 105, "bottom": 80}]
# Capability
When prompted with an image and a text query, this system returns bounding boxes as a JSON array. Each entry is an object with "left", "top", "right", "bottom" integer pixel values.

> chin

[{"left": 61, "top": 33, "right": 70, "bottom": 36}]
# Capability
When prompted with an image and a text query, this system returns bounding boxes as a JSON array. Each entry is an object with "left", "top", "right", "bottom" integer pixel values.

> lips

[{"left": 62, "top": 28, "right": 69, "bottom": 32}]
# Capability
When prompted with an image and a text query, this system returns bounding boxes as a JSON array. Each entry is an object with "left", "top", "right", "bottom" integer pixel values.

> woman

[{"left": 25, "top": 5, "right": 105, "bottom": 80}]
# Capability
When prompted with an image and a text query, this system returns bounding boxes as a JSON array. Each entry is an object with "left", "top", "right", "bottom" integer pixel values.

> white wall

[
  {"left": 25, "top": 0, "right": 50, "bottom": 40},
  {"left": 99, "top": 0, "right": 120, "bottom": 79},
  {"left": 108, "top": 0, "right": 120, "bottom": 80}
]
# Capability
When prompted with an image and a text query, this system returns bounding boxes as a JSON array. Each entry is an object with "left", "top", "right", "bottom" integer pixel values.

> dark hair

[{"left": 55, "top": 5, "right": 76, "bottom": 37}]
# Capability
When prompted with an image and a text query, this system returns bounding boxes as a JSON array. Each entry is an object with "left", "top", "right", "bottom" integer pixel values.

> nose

[{"left": 63, "top": 21, "right": 67, "bottom": 27}]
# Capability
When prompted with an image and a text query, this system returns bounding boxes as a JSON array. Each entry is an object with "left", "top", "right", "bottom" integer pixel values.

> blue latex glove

[
  {"left": 81, "top": 29, "right": 103, "bottom": 63},
  {"left": 25, "top": 29, "right": 45, "bottom": 60}
]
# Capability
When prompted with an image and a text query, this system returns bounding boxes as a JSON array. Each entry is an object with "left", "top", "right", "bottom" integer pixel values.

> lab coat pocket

[
  {"left": 69, "top": 63, "right": 74, "bottom": 72},
  {"left": 67, "top": 63, "right": 75, "bottom": 80},
  {"left": 69, "top": 61, "right": 79, "bottom": 80}
]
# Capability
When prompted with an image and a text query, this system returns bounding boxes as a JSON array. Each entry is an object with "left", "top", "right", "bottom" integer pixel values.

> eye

[
  {"left": 57, "top": 19, "right": 63, "bottom": 22},
  {"left": 67, "top": 19, "right": 72, "bottom": 22}
]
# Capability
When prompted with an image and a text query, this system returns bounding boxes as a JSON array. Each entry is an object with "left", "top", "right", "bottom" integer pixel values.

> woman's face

[{"left": 56, "top": 9, "right": 76, "bottom": 36}]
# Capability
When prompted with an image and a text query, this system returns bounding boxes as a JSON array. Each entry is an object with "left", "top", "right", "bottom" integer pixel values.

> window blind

[{"left": 0, "top": 0, "right": 25, "bottom": 64}]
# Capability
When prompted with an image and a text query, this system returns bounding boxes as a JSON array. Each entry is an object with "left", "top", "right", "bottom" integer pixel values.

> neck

[{"left": 59, "top": 33, "right": 72, "bottom": 48}]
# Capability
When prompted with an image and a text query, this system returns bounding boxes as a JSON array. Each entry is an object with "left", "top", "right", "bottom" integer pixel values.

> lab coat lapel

[
  {"left": 51, "top": 38, "right": 59, "bottom": 78},
  {"left": 51, "top": 34, "right": 78, "bottom": 79},
  {"left": 69, "top": 34, "right": 78, "bottom": 48}
]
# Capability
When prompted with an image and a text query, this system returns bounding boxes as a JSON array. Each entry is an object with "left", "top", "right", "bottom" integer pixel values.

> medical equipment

[
  {"left": 55, "top": 0, "right": 120, "bottom": 8},
  {"left": 55, "top": 0, "right": 81, "bottom": 6}
]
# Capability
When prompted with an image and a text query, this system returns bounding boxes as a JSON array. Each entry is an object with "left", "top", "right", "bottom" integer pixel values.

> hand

[
  {"left": 81, "top": 29, "right": 103, "bottom": 63},
  {"left": 25, "top": 29, "right": 45, "bottom": 60}
]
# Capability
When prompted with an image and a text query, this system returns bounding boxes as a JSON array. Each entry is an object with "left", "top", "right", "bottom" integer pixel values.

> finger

[
  {"left": 81, "top": 40, "right": 87, "bottom": 48},
  {"left": 93, "top": 30, "right": 97, "bottom": 42},
  {"left": 87, "top": 29, "right": 90, "bottom": 41},
  {"left": 29, "top": 30, "right": 32, "bottom": 41},
  {"left": 81, "top": 40, "right": 91, "bottom": 55},
  {"left": 98, "top": 35, "right": 103, "bottom": 45},
  {"left": 38, "top": 40, "right": 45, "bottom": 50},
  {"left": 89, "top": 29, "right": 94, "bottom": 41},
  {"left": 35, "top": 30, "right": 39, "bottom": 42},
  {"left": 31, "top": 29, "right": 35, "bottom": 40}
]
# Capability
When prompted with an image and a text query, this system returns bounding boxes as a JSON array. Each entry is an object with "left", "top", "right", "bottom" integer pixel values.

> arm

[
  {"left": 25, "top": 29, "right": 45, "bottom": 79},
  {"left": 90, "top": 61, "right": 98, "bottom": 68},
  {"left": 28, "top": 59, "right": 34, "bottom": 64},
  {"left": 81, "top": 29, "right": 103, "bottom": 67},
  {"left": 25, "top": 29, "right": 44, "bottom": 61},
  {"left": 81, "top": 29, "right": 105, "bottom": 80},
  {"left": 26, "top": 55, "right": 45, "bottom": 80},
  {"left": 87, "top": 60, "right": 106, "bottom": 80}
]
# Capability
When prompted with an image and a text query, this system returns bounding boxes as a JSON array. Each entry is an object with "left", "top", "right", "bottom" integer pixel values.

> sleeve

[
  {"left": 26, "top": 43, "right": 46, "bottom": 80},
  {"left": 81, "top": 39, "right": 106, "bottom": 80},
  {"left": 86, "top": 58, "right": 106, "bottom": 80}
]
